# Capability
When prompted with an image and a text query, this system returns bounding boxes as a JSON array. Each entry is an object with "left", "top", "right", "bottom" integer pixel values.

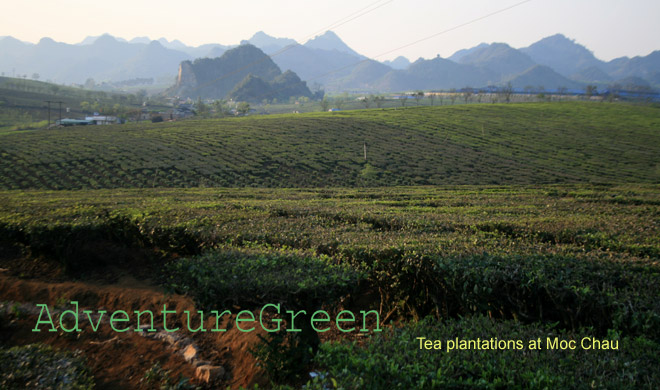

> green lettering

[{"left": 32, "top": 304, "right": 56, "bottom": 332}]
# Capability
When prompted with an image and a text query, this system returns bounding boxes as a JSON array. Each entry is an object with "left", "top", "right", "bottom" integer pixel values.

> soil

[
  {"left": 0, "top": 241, "right": 270, "bottom": 389},
  {"left": 0, "top": 241, "right": 383, "bottom": 389}
]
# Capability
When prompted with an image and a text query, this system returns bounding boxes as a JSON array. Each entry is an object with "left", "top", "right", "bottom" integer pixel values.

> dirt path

[{"left": 0, "top": 270, "right": 269, "bottom": 389}]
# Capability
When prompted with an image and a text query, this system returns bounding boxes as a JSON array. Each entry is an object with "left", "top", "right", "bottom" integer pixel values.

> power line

[
  {"left": 241, "top": 0, "right": 538, "bottom": 106},
  {"left": 185, "top": 0, "right": 396, "bottom": 96},
  {"left": 373, "top": 0, "right": 536, "bottom": 61},
  {"left": 306, "top": 0, "right": 537, "bottom": 83},
  {"left": 301, "top": 0, "right": 395, "bottom": 44}
]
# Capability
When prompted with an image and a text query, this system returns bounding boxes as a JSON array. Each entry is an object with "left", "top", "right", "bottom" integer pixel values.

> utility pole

[
  {"left": 363, "top": 141, "right": 367, "bottom": 161},
  {"left": 58, "top": 101, "right": 62, "bottom": 123},
  {"left": 45, "top": 100, "right": 52, "bottom": 128}
]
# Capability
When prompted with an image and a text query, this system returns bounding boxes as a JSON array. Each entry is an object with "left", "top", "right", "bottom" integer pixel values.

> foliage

[
  {"left": 165, "top": 249, "right": 363, "bottom": 310},
  {"left": 249, "top": 331, "right": 314, "bottom": 384},
  {"left": 1, "top": 103, "right": 659, "bottom": 189},
  {"left": 307, "top": 316, "right": 660, "bottom": 389},
  {"left": 0, "top": 344, "right": 95, "bottom": 389},
  {"left": 141, "top": 362, "right": 198, "bottom": 390},
  {"left": 0, "top": 184, "right": 659, "bottom": 388}
]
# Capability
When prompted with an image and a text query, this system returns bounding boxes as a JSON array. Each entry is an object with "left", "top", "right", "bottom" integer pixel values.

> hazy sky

[{"left": 2, "top": 0, "right": 659, "bottom": 61}]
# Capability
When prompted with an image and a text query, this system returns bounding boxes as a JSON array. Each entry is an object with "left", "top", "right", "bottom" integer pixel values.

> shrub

[
  {"left": 308, "top": 316, "right": 660, "bottom": 389},
  {"left": 0, "top": 344, "right": 95, "bottom": 389}
]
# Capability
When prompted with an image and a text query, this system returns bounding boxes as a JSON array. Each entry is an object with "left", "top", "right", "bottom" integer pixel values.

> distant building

[
  {"left": 172, "top": 104, "right": 195, "bottom": 119},
  {"left": 84, "top": 115, "right": 120, "bottom": 125},
  {"left": 55, "top": 118, "right": 94, "bottom": 126}
]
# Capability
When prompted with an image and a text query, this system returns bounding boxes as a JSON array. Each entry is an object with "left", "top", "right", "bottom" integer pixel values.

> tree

[
  {"left": 499, "top": 83, "right": 513, "bottom": 103},
  {"left": 84, "top": 78, "right": 96, "bottom": 90},
  {"left": 462, "top": 87, "right": 473, "bottom": 104},
  {"left": 449, "top": 88, "right": 457, "bottom": 105},
  {"left": 361, "top": 96, "right": 371, "bottom": 109},
  {"left": 213, "top": 99, "right": 227, "bottom": 117},
  {"left": 237, "top": 101, "right": 250, "bottom": 115},
  {"left": 399, "top": 95, "right": 407, "bottom": 107},
  {"left": 413, "top": 91, "right": 424, "bottom": 106},
  {"left": 195, "top": 97, "right": 208, "bottom": 118},
  {"left": 32, "top": 73, "right": 39, "bottom": 80},
  {"left": 135, "top": 89, "right": 147, "bottom": 104},
  {"left": 373, "top": 95, "right": 385, "bottom": 108},
  {"left": 585, "top": 85, "right": 598, "bottom": 98},
  {"left": 49, "top": 84, "right": 60, "bottom": 96},
  {"left": 557, "top": 86, "right": 568, "bottom": 100},
  {"left": 320, "top": 98, "right": 329, "bottom": 112},
  {"left": 536, "top": 86, "right": 546, "bottom": 101},
  {"left": 427, "top": 93, "right": 435, "bottom": 106}
]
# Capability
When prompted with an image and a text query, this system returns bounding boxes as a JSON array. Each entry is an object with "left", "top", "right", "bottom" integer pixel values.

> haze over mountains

[{"left": 1, "top": 31, "right": 658, "bottom": 94}]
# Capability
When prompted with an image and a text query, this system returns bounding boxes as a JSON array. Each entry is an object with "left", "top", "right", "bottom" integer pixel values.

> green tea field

[
  {"left": 1, "top": 103, "right": 659, "bottom": 389},
  {"left": 1, "top": 102, "right": 659, "bottom": 189}
]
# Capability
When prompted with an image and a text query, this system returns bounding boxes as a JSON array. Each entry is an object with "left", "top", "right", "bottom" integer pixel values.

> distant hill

[
  {"left": 604, "top": 51, "right": 660, "bottom": 82},
  {"left": 269, "top": 44, "right": 363, "bottom": 86},
  {"left": 382, "top": 56, "right": 410, "bottom": 70},
  {"left": 458, "top": 43, "right": 536, "bottom": 83},
  {"left": 521, "top": 34, "right": 603, "bottom": 77},
  {"left": 0, "top": 34, "right": 191, "bottom": 84},
  {"left": 304, "top": 31, "right": 363, "bottom": 58},
  {"left": 505, "top": 65, "right": 583, "bottom": 91},
  {"left": 571, "top": 66, "right": 613, "bottom": 84},
  {"left": 228, "top": 70, "right": 313, "bottom": 103},
  {"left": 244, "top": 31, "right": 297, "bottom": 54},
  {"left": 1, "top": 32, "right": 658, "bottom": 92},
  {"left": 330, "top": 60, "right": 392, "bottom": 91},
  {"left": 375, "top": 57, "right": 491, "bottom": 91},
  {"left": 448, "top": 43, "right": 489, "bottom": 62},
  {"left": 172, "top": 44, "right": 280, "bottom": 99},
  {"left": 172, "top": 44, "right": 311, "bottom": 101}
]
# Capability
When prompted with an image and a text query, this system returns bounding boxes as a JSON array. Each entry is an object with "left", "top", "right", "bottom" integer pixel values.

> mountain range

[{"left": 1, "top": 31, "right": 658, "bottom": 93}]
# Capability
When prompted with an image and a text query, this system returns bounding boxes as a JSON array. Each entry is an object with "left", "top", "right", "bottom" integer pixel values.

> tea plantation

[
  {"left": 0, "top": 102, "right": 658, "bottom": 189},
  {"left": 1, "top": 102, "right": 659, "bottom": 388}
]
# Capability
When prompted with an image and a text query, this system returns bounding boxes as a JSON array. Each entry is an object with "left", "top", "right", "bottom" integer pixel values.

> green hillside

[{"left": 1, "top": 102, "right": 658, "bottom": 190}]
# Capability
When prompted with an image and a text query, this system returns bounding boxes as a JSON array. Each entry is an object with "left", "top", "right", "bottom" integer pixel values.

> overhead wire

[{"left": 185, "top": 0, "right": 395, "bottom": 95}]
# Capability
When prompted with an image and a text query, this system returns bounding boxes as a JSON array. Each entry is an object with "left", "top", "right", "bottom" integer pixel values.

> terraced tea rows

[{"left": 1, "top": 102, "right": 658, "bottom": 190}]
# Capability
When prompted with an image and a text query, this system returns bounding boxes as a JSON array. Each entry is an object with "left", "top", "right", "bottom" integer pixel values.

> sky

[{"left": 2, "top": 0, "right": 659, "bottom": 62}]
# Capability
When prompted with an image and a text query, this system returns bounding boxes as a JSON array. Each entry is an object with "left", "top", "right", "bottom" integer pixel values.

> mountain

[
  {"left": 382, "top": 56, "right": 410, "bottom": 70},
  {"left": 245, "top": 31, "right": 297, "bottom": 54},
  {"left": 571, "top": 66, "right": 612, "bottom": 84},
  {"left": 375, "top": 57, "right": 491, "bottom": 92},
  {"left": 172, "top": 44, "right": 310, "bottom": 100},
  {"left": 458, "top": 43, "right": 536, "bottom": 83},
  {"left": 505, "top": 65, "right": 583, "bottom": 91},
  {"left": 229, "top": 69, "right": 313, "bottom": 102},
  {"left": 269, "top": 43, "right": 363, "bottom": 86},
  {"left": 304, "top": 31, "right": 363, "bottom": 58},
  {"left": 0, "top": 34, "right": 189, "bottom": 84},
  {"left": 521, "top": 34, "right": 603, "bottom": 77},
  {"left": 129, "top": 37, "right": 151, "bottom": 44},
  {"left": 330, "top": 60, "right": 393, "bottom": 91},
  {"left": 119, "top": 40, "right": 190, "bottom": 80},
  {"left": 448, "top": 43, "right": 489, "bottom": 62},
  {"left": 1, "top": 32, "right": 658, "bottom": 93},
  {"left": 604, "top": 51, "right": 660, "bottom": 83},
  {"left": 77, "top": 35, "right": 128, "bottom": 45}
]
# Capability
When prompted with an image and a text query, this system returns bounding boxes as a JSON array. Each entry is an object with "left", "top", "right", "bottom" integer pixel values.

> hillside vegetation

[
  {"left": 0, "top": 102, "right": 658, "bottom": 190},
  {"left": 1, "top": 184, "right": 659, "bottom": 387}
]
